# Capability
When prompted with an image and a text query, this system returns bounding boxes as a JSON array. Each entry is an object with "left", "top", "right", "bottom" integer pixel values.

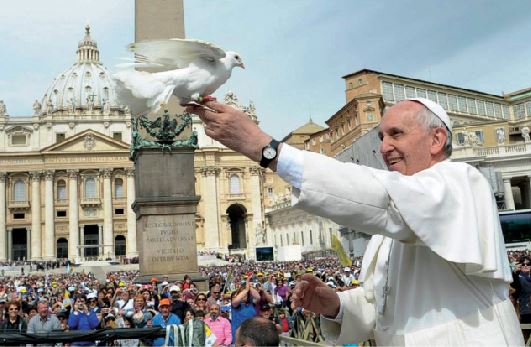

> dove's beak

[{"left": 239, "top": 63, "right": 245, "bottom": 69}]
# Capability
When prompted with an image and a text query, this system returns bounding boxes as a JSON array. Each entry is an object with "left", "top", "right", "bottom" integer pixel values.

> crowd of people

[{"left": 0, "top": 251, "right": 528, "bottom": 345}]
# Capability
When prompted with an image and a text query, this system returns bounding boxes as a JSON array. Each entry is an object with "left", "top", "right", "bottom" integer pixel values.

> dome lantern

[{"left": 76, "top": 25, "right": 99, "bottom": 64}]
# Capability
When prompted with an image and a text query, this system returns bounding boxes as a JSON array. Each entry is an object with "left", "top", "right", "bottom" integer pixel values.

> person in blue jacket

[
  {"left": 67, "top": 297, "right": 100, "bottom": 346},
  {"left": 152, "top": 298, "right": 181, "bottom": 346}
]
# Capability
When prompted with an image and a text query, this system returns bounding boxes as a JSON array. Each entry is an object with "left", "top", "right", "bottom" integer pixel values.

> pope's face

[{"left": 379, "top": 101, "right": 435, "bottom": 176}]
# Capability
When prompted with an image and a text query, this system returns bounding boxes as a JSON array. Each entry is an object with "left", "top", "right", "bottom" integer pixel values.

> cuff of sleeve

[
  {"left": 322, "top": 291, "right": 346, "bottom": 323},
  {"left": 277, "top": 143, "right": 304, "bottom": 189}
]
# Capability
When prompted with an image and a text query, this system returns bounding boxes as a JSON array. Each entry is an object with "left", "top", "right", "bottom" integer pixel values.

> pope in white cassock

[{"left": 187, "top": 97, "right": 524, "bottom": 346}]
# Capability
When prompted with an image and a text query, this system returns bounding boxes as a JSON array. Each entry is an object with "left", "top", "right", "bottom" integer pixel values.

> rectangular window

[
  {"left": 114, "top": 208, "right": 125, "bottom": 215},
  {"left": 514, "top": 103, "right": 526, "bottom": 119},
  {"left": 448, "top": 95, "right": 458, "bottom": 112},
  {"left": 405, "top": 86, "right": 416, "bottom": 98},
  {"left": 301, "top": 231, "right": 304, "bottom": 246},
  {"left": 416, "top": 88, "right": 427, "bottom": 99},
  {"left": 485, "top": 102, "right": 494, "bottom": 116},
  {"left": 458, "top": 96, "right": 468, "bottom": 113},
  {"left": 393, "top": 84, "right": 405, "bottom": 101},
  {"left": 493, "top": 103, "right": 502, "bottom": 118},
  {"left": 13, "top": 213, "right": 25, "bottom": 219},
  {"left": 437, "top": 93, "right": 448, "bottom": 110},
  {"left": 467, "top": 98, "right": 477, "bottom": 114},
  {"left": 502, "top": 105, "right": 510, "bottom": 119},
  {"left": 382, "top": 82, "right": 394, "bottom": 101},
  {"left": 11, "top": 134, "right": 27, "bottom": 145},
  {"left": 113, "top": 132, "right": 122, "bottom": 141},
  {"left": 56, "top": 133, "right": 66, "bottom": 143},
  {"left": 427, "top": 90, "right": 438, "bottom": 103},
  {"left": 56, "top": 210, "right": 67, "bottom": 217},
  {"left": 267, "top": 187, "right": 273, "bottom": 197},
  {"left": 526, "top": 102, "right": 531, "bottom": 118},
  {"left": 477, "top": 100, "right": 486, "bottom": 115}
]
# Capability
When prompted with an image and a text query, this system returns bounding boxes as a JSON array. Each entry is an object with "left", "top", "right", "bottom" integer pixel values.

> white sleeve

[
  {"left": 276, "top": 143, "right": 304, "bottom": 189},
  {"left": 290, "top": 149, "right": 416, "bottom": 242},
  {"left": 320, "top": 288, "right": 376, "bottom": 344}
]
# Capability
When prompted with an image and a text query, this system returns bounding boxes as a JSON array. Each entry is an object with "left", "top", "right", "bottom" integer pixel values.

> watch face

[{"left": 263, "top": 146, "right": 277, "bottom": 160}]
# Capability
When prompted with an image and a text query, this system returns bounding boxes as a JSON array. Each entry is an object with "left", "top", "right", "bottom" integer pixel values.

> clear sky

[{"left": 1, "top": 0, "right": 531, "bottom": 139}]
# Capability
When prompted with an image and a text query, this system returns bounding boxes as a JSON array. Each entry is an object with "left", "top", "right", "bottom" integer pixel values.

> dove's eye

[{"left": 235, "top": 55, "right": 240, "bottom": 60}]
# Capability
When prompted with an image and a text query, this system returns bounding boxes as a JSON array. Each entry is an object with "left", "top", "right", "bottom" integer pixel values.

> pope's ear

[{"left": 430, "top": 127, "right": 447, "bottom": 156}]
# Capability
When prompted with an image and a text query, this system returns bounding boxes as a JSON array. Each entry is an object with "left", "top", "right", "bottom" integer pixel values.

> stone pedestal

[{"left": 132, "top": 147, "right": 206, "bottom": 290}]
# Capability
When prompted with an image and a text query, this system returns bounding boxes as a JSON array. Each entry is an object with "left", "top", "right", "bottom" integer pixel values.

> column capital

[
  {"left": 30, "top": 171, "right": 42, "bottom": 181},
  {"left": 44, "top": 170, "right": 55, "bottom": 181},
  {"left": 99, "top": 168, "right": 113, "bottom": 178},
  {"left": 200, "top": 166, "right": 220, "bottom": 177},
  {"left": 125, "top": 168, "right": 135, "bottom": 177},
  {"left": 67, "top": 169, "right": 79, "bottom": 178},
  {"left": 0, "top": 172, "right": 6, "bottom": 182},
  {"left": 248, "top": 166, "right": 264, "bottom": 176}
]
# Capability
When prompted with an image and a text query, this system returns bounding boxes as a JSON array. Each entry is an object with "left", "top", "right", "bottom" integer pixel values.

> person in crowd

[
  {"left": 204, "top": 303, "right": 232, "bottom": 347},
  {"left": 169, "top": 285, "right": 191, "bottom": 322},
  {"left": 276, "top": 309, "right": 290, "bottom": 335},
  {"left": 187, "top": 97, "right": 523, "bottom": 345},
  {"left": 183, "top": 308, "right": 195, "bottom": 324},
  {"left": 235, "top": 317, "right": 280, "bottom": 347},
  {"left": 0, "top": 301, "right": 27, "bottom": 333},
  {"left": 207, "top": 284, "right": 222, "bottom": 307},
  {"left": 67, "top": 297, "right": 100, "bottom": 346},
  {"left": 152, "top": 298, "right": 181, "bottom": 347},
  {"left": 195, "top": 293, "right": 208, "bottom": 312},
  {"left": 27, "top": 300, "right": 61, "bottom": 334},
  {"left": 231, "top": 277, "right": 259, "bottom": 343}
]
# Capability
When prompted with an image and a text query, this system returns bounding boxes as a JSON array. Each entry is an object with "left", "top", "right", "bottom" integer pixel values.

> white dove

[{"left": 113, "top": 38, "right": 244, "bottom": 115}]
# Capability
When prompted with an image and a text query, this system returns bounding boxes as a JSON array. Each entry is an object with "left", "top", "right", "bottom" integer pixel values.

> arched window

[
  {"left": 57, "top": 180, "right": 66, "bottom": 200},
  {"left": 115, "top": 178, "right": 124, "bottom": 198},
  {"left": 85, "top": 177, "right": 96, "bottom": 198},
  {"left": 14, "top": 180, "right": 26, "bottom": 201},
  {"left": 230, "top": 174, "right": 240, "bottom": 194}
]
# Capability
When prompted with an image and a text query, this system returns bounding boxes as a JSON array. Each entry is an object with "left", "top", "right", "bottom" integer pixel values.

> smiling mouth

[{"left": 387, "top": 157, "right": 403, "bottom": 166}]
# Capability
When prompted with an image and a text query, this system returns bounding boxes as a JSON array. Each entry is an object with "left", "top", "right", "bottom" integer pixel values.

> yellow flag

[{"left": 331, "top": 235, "right": 352, "bottom": 267}]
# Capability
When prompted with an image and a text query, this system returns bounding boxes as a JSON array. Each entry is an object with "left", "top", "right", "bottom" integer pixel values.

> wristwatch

[{"left": 259, "top": 139, "right": 281, "bottom": 168}]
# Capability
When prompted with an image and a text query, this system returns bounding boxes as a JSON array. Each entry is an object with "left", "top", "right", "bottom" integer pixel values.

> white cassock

[{"left": 277, "top": 144, "right": 523, "bottom": 346}]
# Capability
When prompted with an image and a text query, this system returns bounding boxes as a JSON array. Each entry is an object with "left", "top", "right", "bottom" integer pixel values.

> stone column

[
  {"left": 249, "top": 167, "right": 263, "bottom": 252},
  {"left": 98, "top": 224, "right": 103, "bottom": 257},
  {"left": 26, "top": 228, "right": 31, "bottom": 260},
  {"left": 43, "top": 170, "right": 55, "bottom": 259},
  {"left": 101, "top": 169, "right": 114, "bottom": 259},
  {"left": 0, "top": 173, "right": 6, "bottom": 261},
  {"left": 126, "top": 168, "right": 138, "bottom": 257},
  {"left": 503, "top": 178, "right": 515, "bottom": 210},
  {"left": 30, "top": 171, "right": 42, "bottom": 260},
  {"left": 67, "top": 169, "right": 79, "bottom": 261},
  {"left": 201, "top": 167, "right": 220, "bottom": 250},
  {"left": 7, "top": 229, "right": 12, "bottom": 260},
  {"left": 79, "top": 226, "right": 84, "bottom": 260}
]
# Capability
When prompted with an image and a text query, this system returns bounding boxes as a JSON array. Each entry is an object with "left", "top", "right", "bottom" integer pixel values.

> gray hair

[{"left": 413, "top": 106, "right": 453, "bottom": 158}]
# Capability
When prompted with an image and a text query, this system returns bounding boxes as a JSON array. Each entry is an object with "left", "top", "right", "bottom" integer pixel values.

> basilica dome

[{"left": 40, "top": 26, "right": 120, "bottom": 114}]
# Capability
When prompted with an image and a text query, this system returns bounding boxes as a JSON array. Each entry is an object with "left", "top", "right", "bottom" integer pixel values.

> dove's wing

[{"left": 128, "top": 38, "right": 227, "bottom": 69}]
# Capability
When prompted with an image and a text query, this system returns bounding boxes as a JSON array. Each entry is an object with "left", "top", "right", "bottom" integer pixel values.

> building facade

[{"left": 0, "top": 27, "right": 136, "bottom": 262}]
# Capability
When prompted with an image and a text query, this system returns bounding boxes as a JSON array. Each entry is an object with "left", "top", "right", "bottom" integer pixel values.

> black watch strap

[{"left": 259, "top": 139, "right": 281, "bottom": 168}]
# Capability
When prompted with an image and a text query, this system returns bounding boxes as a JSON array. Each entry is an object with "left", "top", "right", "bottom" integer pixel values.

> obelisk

[{"left": 133, "top": 0, "right": 205, "bottom": 288}]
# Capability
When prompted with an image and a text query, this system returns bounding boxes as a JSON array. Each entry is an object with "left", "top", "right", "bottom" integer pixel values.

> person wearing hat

[
  {"left": 188, "top": 98, "right": 522, "bottom": 345},
  {"left": 341, "top": 267, "right": 355, "bottom": 288},
  {"left": 152, "top": 298, "right": 181, "bottom": 347},
  {"left": 169, "top": 285, "right": 191, "bottom": 322}
]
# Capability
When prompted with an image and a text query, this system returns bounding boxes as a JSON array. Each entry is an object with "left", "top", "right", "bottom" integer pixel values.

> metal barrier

[{"left": 279, "top": 335, "right": 329, "bottom": 346}]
